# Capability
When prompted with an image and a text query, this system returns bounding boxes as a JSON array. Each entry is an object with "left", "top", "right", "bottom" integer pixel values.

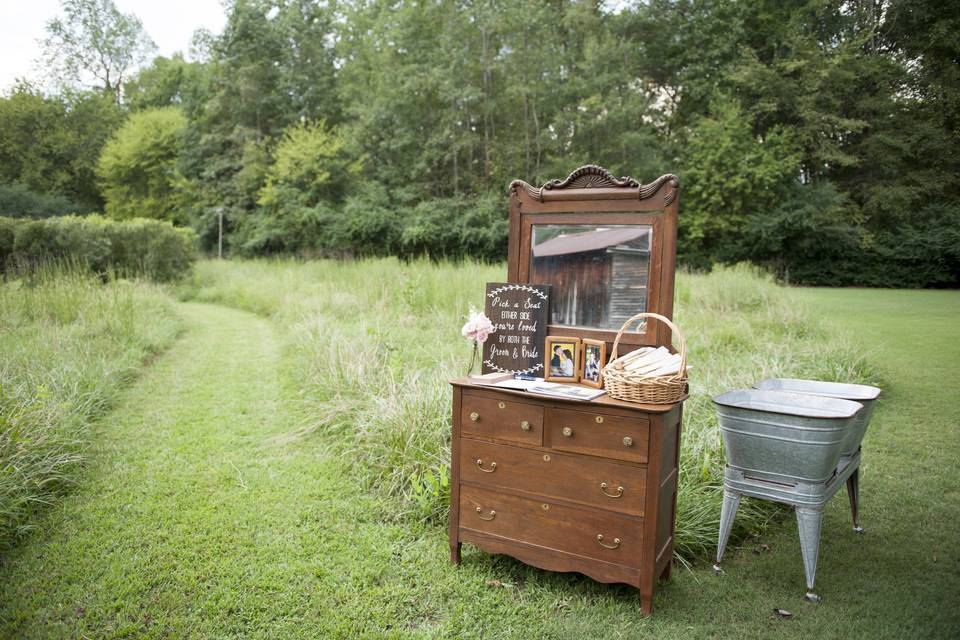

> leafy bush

[
  {"left": 399, "top": 193, "right": 507, "bottom": 261},
  {"left": 96, "top": 107, "right": 188, "bottom": 223},
  {"left": 231, "top": 189, "right": 508, "bottom": 261},
  {"left": 3, "top": 215, "right": 197, "bottom": 281},
  {"left": 258, "top": 120, "right": 362, "bottom": 209},
  {"left": 0, "top": 183, "right": 86, "bottom": 218},
  {"left": 0, "top": 217, "right": 16, "bottom": 267}
]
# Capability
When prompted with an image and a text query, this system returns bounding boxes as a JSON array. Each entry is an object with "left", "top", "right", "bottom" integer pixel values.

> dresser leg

[
  {"left": 659, "top": 560, "right": 672, "bottom": 581},
  {"left": 640, "top": 593, "right": 653, "bottom": 616},
  {"left": 638, "top": 569, "right": 656, "bottom": 616},
  {"left": 450, "top": 541, "right": 462, "bottom": 566}
]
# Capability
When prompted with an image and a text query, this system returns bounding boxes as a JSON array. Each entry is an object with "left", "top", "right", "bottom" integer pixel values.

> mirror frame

[{"left": 507, "top": 165, "right": 680, "bottom": 353}]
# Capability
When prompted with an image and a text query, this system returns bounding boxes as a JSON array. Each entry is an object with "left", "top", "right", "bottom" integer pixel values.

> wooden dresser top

[{"left": 450, "top": 377, "right": 684, "bottom": 414}]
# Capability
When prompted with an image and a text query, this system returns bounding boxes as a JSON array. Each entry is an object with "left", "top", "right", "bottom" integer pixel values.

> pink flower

[{"left": 461, "top": 309, "right": 495, "bottom": 344}]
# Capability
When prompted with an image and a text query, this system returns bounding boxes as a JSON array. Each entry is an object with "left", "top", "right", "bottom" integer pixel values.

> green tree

[
  {"left": 40, "top": 0, "right": 156, "bottom": 103},
  {"left": 258, "top": 120, "right": 362, "bottom": 209},
  {"left": 177, "top": 0, "right": 341, "bottom": 250},
  {"left": 96, "top": 107, "right": 187, "bottom": 222},
  {"left": 680, "top": 97, "right": 802, "bottom": 263},
  {"left": 122, "top": 54, "right": 211, "bottom": 113},
  {"left": 0, "top": 83, "right": 122, "bottom": 211}
]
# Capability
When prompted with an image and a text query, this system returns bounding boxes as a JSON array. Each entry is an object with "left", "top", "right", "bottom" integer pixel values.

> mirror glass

[{"left": 530, "top": 223, "right": 652, "bottom": 331}]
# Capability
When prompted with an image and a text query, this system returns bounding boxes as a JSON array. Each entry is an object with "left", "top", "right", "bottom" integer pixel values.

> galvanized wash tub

[
  {"left": 753, "top": 378, "right": 881, "bottom": 457},
  {"left": 713, "top": 389, "right": 863, "bottom": 484}
]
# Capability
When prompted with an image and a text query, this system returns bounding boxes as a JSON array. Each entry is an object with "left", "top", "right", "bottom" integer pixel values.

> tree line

[{"left": 1, "top": 0, "right": 957, "bottom": 286}]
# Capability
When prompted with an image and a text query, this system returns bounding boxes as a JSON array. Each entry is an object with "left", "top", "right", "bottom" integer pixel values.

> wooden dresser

[
  {"left": 449, "top": 379, "right": 683, "bottom": 614},
  {"left": 449, "top": 165, "right": 684, "bottom": 614}
]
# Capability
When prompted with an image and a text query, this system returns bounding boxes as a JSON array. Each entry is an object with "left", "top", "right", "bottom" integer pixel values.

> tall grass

[
  {"left": 0, "top": 265, "right": 181, "bottom": 549},
  {"left": 184, "top": 259, "right": 877, "bottom": 561}
]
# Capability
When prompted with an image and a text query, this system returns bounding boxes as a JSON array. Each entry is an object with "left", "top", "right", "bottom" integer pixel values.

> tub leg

[
  {"left": 714, "top": 489, "right": 741, "bottom": 574},
  {"left": 846, "top": 467, "right": 863, "bottom": 533},
  {"left": 796, "top": 506, "right": 824, "bottom": 602}
]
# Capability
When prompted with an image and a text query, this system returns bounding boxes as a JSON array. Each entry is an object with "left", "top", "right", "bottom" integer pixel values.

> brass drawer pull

[
  {"left": 476, "top": 459, "right": 497, "bottom": 473},
  {"left": 562, "top": 427, "right": 573, "bottom": 437},
  {"left": 600, "top": 482, "right": 624, "bottom": 498},
  {"left": 597, "top": 534, "right": 621, "bottom": 549},
  {"left": 469, "top": 412, "right": 480, "bottom": 422},
  {"left": 622, "top": 436, "right": 634, "bottom": 447},
  {"left": 475, "top": 507, "right": 496, "bottom": 521},
  {"left": 520, "top": 420, "right": 531, "bottom": 431}
]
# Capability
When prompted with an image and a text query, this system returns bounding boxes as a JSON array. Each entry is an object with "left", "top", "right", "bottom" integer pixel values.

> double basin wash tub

[{"left": 712, "top": 382, "right": 881, "bottom": 602}]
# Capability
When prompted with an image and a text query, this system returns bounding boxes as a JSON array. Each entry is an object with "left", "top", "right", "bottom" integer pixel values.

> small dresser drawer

[
  {"left": 460, "top": 439, "right": 646, "bottom": 516},
  {"left": 461, "top": 392, "right": 543, "bottom": 446},
  {"left": 460, "top": 485, "right": 642, "bottom": 567},
  {"left": 546, "top": 408, "right": 649, "bottom": 464}
]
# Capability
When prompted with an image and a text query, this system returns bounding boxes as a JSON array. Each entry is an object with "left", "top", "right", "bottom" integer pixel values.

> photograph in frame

[
  {"left": 544, "top": 336, "right": 581, "bottom": 383},
  {"left": 580, "top": 338, "right": 606, "bottom": 389}
]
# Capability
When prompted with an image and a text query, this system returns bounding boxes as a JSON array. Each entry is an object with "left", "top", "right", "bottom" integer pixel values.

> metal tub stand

[
  {"left": 711, "top": 388, "right": 871, "bottom": 603},
  {"left": 714, "top": 452, "right": 863, "bottom": 602}
]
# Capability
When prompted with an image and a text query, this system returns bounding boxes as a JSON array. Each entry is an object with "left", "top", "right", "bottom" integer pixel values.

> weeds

[
  {"left": 0, "top": 264, "right": 181, "bottom": 549},
  {"left": 184, "top": 259, "right": 877, "bottom": 562}
]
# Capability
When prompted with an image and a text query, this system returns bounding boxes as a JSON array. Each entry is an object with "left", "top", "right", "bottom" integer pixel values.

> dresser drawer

[
  {"left": 461, "top": 392, "right": 543, "bottom": 446},
  {"left": 460, "top": 485, "right": 642, "bottom": 567},
  {"left": 460, "top": 439, "right": 646, "bottom": 516},
  {"left": 546, "top": 408, "right": 649, "bottom": 464}
]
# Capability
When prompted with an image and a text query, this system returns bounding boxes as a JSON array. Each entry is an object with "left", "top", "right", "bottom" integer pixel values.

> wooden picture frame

[
  {"left": 544, "top": 336, "right": 581, "bottom": 383},
  {"left": 580, "top": 338, "right": 606, "bottom": 388},
  {"left": 507, "top": 165, "right": 680, "bottom": 355}
]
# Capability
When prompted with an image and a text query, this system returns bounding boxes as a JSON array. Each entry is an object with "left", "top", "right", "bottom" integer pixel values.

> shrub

[
  {"left": 3, "top": 215, "right": 197, "bottom": 281},
  {"left": 0, "top": 183, "right": 85, "bottom": 218},
  {"left": 96, "top": 107, "right": 188, "bottom": 223},
  {"left": 399, "top": 193, "right": 507, "bottom": 261},
  {"left": 0, "top": 217, "right": 16, "bottom": 267},
  {"left": 258, "top": 120, "right": 362, "bottom": 209}
]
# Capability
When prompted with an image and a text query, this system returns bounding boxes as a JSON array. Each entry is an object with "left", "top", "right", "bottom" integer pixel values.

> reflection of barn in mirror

[{"left": 530, "top": 224, "right": 652, "bottom": 330}]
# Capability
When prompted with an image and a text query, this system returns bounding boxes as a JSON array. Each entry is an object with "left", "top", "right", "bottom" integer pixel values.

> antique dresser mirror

[
  {"left": 450, "top": 165, "right": 683, "bottom": 615},
  {"left": 507, "top": 165, "right": 681, "bottom": 351}
]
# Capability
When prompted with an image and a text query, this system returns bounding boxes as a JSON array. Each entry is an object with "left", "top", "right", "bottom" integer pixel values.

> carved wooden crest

[
  {"left": 543, "top": 165, "right": 640, "bottom": 190},
  {"left": 510, "top": 164, "right": 679, "bottom": 205}
]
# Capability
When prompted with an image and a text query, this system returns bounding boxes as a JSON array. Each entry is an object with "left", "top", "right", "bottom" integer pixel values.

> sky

[{"left": 0, "top": 0, "right": 227, "bottom": 91}]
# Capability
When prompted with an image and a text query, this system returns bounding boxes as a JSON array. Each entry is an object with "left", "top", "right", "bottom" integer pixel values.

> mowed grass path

[{"left": 1, "top": 291, "right": 958, "bottom": 638}]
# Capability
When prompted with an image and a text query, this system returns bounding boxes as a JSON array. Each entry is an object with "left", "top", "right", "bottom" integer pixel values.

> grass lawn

[{"left": 0, "top": 276, "right": 957, "bottom": 638}]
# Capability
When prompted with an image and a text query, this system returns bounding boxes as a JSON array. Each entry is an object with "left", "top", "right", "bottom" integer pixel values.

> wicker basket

[{"left": 603, "top": 312, "right": 688, "bottom": 404}]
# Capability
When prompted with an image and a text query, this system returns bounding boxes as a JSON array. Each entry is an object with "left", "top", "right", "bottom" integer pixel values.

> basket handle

[{"left": 608, "top": 312, "right": 686, "bottom": 377}]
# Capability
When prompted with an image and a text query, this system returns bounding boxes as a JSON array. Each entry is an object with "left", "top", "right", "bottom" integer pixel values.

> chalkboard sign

[{"left": 482, "top": 283, "right": 551, "bottom": 375}]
